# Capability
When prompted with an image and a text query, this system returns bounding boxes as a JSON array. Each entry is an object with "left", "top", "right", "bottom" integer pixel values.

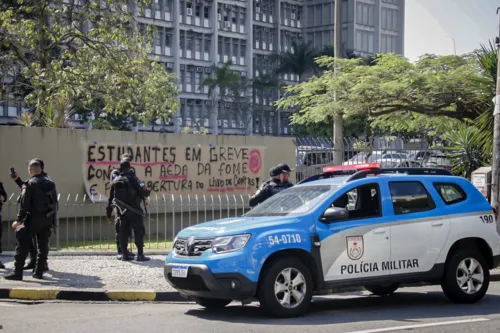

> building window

[{"left": 204, "top": 6, "right": 210, "bottom": 19}]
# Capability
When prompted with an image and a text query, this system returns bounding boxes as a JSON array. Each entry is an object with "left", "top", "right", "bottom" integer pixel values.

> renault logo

[{"left": 185, "top": 236, "right": 196, "bottom": 255}]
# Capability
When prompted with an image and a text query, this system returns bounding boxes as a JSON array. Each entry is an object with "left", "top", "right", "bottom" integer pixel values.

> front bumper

[{"left": 164, "top": 263, "right": 257, "bottom": 301}]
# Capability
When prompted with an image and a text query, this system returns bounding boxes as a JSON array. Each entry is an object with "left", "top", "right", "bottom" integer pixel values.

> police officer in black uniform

[
  {"left": 249, "top": 166, "right": 288, "bottom": 208},
  {"left": 0, "top": 181, "right": 7, "bottom": 269},
  {"left": 110, "top": 153, "right": 136, "bottom": 258},
  {"left": 5, "top": 159, "right": 57, "bottom": 280},
  {"left": 107, "top": 160, "right": 151, "bottom": 261},
  {"left": 10, "top": 159, "right": 49, "bottom": 272}
]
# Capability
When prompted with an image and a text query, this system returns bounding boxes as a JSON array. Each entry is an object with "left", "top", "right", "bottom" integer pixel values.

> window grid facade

[{"left": 0, "top": 0, "right": 405, "bottom": 136}]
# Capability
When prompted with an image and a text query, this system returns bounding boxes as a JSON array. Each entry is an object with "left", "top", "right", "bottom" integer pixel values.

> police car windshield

[{"left": 245, "top": 185, "right": 336, "bottom": 217}]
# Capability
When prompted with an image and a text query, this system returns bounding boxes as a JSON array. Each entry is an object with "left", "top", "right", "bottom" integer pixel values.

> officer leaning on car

[{"left": 249, "top": 163, "right": 294, "bottom": 208}]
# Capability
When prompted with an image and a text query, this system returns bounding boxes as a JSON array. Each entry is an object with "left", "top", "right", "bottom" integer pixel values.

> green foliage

[
  {"left": 277, "top": 53, "right": 491, "bottom": 136},
  {"left": 0, "top": 0, "right": 179, "bottom": 126},
  {"left": 473, "top": 41, "right": 497, "bottom": 156},
  {"left": 440, "top": 122, "right": 487, "bottom": 179}
]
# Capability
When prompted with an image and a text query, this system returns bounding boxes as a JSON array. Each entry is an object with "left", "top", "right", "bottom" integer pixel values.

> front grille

[
  {"left": 173, "top": 237, "right": 214, "bottom": 256},
  {"left": 168, "top": 274, "right": 210, "bottom": 291}
]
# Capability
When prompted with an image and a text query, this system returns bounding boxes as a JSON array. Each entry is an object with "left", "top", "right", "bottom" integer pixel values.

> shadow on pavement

[
  {"left": 185, "top": 291, "right": 500, "bottom": 325},
  {"left": 1, "top": 267, "right": 105, "bottom": 289}
]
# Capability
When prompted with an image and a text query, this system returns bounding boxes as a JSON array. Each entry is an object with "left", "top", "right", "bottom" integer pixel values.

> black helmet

[{"left": 277, "top": 162, "right": 293, "bottom": 173}]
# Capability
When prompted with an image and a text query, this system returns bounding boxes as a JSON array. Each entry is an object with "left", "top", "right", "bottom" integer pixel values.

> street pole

[
  {"left": 491, "top": 7, "right": 500, "bottom": 211},
  {"left": 333, "top": 0, "right": 344, "bottom": 165}
]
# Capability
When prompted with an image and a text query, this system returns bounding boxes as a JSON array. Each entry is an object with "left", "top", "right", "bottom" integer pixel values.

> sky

[{"left": 404, "top": 0, "right": 499, "bottom": 61}]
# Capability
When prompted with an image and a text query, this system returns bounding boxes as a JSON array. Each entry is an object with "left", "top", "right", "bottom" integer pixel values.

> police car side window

[
  {"left": 433, "top": 182, "right": 467, "bottom": 205},
  {"left": 389, "top": 181, "right": 436, "bottom": 215},
  {"left": 330, "top": 183, "right": 381, "bottom": 220}
]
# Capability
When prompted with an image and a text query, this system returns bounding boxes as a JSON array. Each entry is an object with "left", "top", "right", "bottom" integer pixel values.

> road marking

[{"left": 346, "top": 318, "right": 489, "bottom": 333}]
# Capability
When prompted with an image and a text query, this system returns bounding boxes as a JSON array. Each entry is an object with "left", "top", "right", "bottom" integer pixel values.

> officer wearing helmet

[
  {"left": 249, "top": 166, "right": 289, "bottom": 208},
  {"left": 276, "top": 162, "right": 294, "bottom": 188}
]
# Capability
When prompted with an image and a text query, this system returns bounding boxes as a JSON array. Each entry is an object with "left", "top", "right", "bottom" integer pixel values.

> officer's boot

[
  {"left": 0, "top": 260, "right": 4, "bottom": 269},
  {"left": 136, "top": 248, "right": 150, "bottom": 262},
  {"left": 120, "top": 248, "right": 133, "bottom": 261},
  {"left": 116, "top": 241, "right": 122, "bottom": 259},
  {"left": 5, "top": 263, "right": 23, "bottom": 280}
]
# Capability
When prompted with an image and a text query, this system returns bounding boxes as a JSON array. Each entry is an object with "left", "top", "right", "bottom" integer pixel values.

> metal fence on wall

[
  {"left": 1, "top": 193, "right": 251, "bottom": 252},
  {"left": 295, "top": 136, "right": 452, "bottom": 182}
]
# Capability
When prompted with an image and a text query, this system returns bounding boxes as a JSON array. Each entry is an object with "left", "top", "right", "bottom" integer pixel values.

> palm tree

[
  {"left": 200, "top": 61, "right": 242, "bottom": 134},
  {"left": 474, "top": 41, "right": 497, "bottom": 156},
  {"left": 252, "top": 73, "right": 285, "bottom": 134},
  {"left": 272, "top": 40, "right": 319, "bottom": 81}
]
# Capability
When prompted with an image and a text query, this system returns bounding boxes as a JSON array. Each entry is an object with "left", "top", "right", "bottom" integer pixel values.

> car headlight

[{"left": 211, "top": 234, "right": 251, "bottom": 254}]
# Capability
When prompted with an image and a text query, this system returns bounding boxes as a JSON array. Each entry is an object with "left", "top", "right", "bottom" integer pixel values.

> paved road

[{"left": 3, "top": 283, "right": 500, "bottom": 333}]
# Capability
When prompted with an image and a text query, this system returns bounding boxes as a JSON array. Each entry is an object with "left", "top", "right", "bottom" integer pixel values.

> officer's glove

[{"left": 106, "top": 206, "right": 113, "bottom": 219}]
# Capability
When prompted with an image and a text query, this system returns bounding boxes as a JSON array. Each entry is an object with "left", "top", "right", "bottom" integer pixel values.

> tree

[
  {"left": 473, "top": 41, "right": 497, "bottom": 156},
  {"left": 276, "top": 53, "right": 491, "bottom": 134},
  {"left": 251, "top": 73, "right": 284, "bottom": 134},
  {"left": 0, "top": 0, "right": 179, "bottom": 127},
  {"left": 272, "top": 40, "right": 319, "bottom": 81},
  {"left": 200, "top": 61, "right": 249, "bottom": 134}
]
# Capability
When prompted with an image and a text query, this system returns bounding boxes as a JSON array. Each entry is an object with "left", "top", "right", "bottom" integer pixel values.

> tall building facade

[{"left": 0, "top": 0, "right": 405, "bottom": 136}]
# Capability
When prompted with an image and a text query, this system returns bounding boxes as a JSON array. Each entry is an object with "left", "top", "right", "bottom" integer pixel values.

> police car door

[
  {"left": 317, "top": 181, "right": 391, "bottom": 281},
  {"left": 387, "top": 180, "right": 451, "bottom": 275}
]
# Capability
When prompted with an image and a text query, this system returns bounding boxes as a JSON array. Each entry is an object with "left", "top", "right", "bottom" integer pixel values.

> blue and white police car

[{"left": 164, "top": 163, "right": 500, "bottom": 318}]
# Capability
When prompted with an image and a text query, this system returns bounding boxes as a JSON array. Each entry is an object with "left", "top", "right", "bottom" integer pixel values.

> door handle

[
  {"left": 373, "top": 228, "right": 386, "bottom": 234},
  {"left": 432, "top": 221, "right": 443, "bottom": 227}
]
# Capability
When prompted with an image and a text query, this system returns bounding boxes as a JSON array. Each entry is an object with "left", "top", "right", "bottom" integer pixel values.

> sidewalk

[
  {"left": 0, "top": 254, "right": 499, "bottom": 302},
  {"left": 0, "top": 253, "right": 185, "bottom": 302}
]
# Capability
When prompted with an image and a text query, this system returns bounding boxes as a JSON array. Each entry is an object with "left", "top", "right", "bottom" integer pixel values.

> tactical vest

[{"left": 113, "top": 175, "right": 136, "bottom": 206}]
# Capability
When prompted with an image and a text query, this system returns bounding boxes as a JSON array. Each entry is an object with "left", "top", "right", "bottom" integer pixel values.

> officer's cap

[
  {"left": 277, "top": 162, "right": 293, "bottom": 173},
  {"left": 119, "top": 159, "right": 131, "bottom": 170},
  {"left": 269, "top": 166, "right": 284, "bottom": 177}
]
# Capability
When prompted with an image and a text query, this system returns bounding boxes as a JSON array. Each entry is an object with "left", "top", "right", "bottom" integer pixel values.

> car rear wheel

[
  {"left": 191, "top": 297, "right": 232, "bottom": 309},
  {"left": 258, "top": 257, "right": 313, "bottom": 318},
  {"left": 441, "top": 248, "right": 489, "bottom": 303},
  {"left": 364, "top": 284, "right": 399, "bottom": 296}
]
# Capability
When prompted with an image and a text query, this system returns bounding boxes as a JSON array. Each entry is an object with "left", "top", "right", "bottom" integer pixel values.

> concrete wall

[{"left": 0, "top": 127, "right": 296, "bottom": 222}]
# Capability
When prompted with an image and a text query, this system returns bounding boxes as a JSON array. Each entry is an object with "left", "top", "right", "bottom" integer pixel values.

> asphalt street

[{"left": 2, "top": 283, "right": 500, "bottom": 333}]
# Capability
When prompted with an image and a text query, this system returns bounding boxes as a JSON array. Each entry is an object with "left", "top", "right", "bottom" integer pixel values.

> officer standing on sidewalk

[
  {"left": 10, "top": 159, "right": 50, "bottom": 272},
  {"left": 111, "top": 153, "right": 136, "bottom": 258},
  {"left": 107, "top": 160, "right": 151, "bottom": 261},
  {"left": 0, "top": 181, "right": 7, "bottom": 269},
  {"left": 5, "top": 159, "right": 58, "bottom": 280}
]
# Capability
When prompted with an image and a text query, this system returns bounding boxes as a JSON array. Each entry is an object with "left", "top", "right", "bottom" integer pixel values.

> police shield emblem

[{"left": 346, "top": 236, "right": 364, "bottom": 260}]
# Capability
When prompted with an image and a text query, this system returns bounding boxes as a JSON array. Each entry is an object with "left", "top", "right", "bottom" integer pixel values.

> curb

[
  {"left": 0, "top": 288, "right": 187, "bottom": 302},
  {"left": 0, "top": 251, "right": 170, "bottom": 257},
  {"left": 1, "top": 272, "right": 499, "bottom": 302}
]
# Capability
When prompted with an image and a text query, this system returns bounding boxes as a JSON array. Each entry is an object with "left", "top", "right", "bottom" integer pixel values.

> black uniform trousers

[
  {"left": 14, "top": 225, "right": 50, "bottom": 274},
  {"left": 117, "top": 211, "right": 145, "bottom": 254}
]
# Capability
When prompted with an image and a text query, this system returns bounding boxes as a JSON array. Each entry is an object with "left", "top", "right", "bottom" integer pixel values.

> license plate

[{"left": 171, "top": 264, "right": 189, "bottom": 278}]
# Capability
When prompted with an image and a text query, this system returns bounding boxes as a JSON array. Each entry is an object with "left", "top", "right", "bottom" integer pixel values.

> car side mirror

[{"left": 320, "top": 207, "right": 349, "bottom": 223}]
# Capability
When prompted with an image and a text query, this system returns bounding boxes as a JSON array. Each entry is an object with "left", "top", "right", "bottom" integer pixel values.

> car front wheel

[
  {"left": 441, "top": 248, "right": 489, "bottom": 303},
  {"left": 258, "top": 257, "right": 313, "bottom": 318}
]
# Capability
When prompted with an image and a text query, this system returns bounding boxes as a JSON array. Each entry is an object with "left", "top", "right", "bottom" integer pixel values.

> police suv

[{"left": 164, "top": 163, "right": 500, "bottom": 318}]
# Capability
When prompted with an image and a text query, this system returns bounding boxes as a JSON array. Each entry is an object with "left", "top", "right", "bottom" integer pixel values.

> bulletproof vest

[{"left": 113, "top": 174, "right": 137, "bottom": 206}]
